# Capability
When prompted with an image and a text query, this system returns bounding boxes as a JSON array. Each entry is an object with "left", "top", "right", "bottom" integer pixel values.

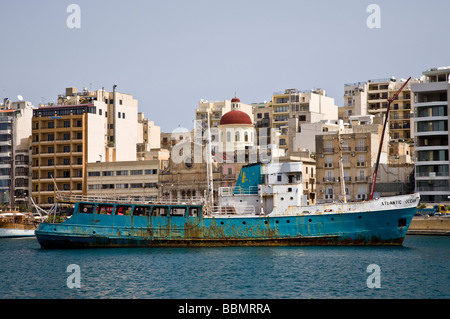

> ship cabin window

[
  {"left": 152, "top": 206, "right": 169, "bottom": 216},
  {"left": 171, "top": 207, "right": 186, "bottom": 217},
  {"left": 96, "top": 204, "right": 114, "bottom": 215},
  {"left": 116, "top": 205, "right": 132, "bottom": 216},
  {"left": 133, "top": 205, "right": 151, "bottom": 216},
  {"left": 189, "top": 207, "right": 200, "bottom": 217},
  {"left": 79, "top": 203, "right": 94, "bottom": 214}
]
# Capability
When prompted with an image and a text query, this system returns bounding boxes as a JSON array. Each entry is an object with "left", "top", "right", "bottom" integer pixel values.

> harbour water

[{"left": 0, "top": 235, "right": 449, "bottom": 299}]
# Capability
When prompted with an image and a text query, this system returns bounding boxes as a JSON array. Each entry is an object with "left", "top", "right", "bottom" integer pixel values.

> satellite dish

[{"left": 17, "top": 95, "right": 23, "bottom": 101}]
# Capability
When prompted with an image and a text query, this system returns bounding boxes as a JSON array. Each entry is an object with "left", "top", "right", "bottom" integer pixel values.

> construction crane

[{"left": 369, "top": 76, "right": 411, "bottom": 200}]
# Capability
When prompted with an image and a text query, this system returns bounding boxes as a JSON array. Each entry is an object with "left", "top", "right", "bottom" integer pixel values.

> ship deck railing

[
  {"left": 209, "top": 205, "right": 256, "bottom": 215},
  {"left": 219, "top": 186, "right": 259, "bottom": 196},
  {"left": 56, "top": 194, "right": 204, "bottom": 206}
]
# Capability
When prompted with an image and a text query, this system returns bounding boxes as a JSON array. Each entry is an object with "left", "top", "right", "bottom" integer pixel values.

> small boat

[{"left": 0, "top": 211, "right": 41, "bottom": 238}]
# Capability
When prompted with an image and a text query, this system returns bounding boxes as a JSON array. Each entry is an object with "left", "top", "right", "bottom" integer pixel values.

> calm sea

[{"left": 0, "top": 235, "right": 449, "bottom": 299}]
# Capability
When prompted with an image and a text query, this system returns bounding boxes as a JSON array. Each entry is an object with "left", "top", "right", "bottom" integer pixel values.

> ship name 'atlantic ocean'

[{"left": 381, "top": 197, "right": 418, "bottom": 206}]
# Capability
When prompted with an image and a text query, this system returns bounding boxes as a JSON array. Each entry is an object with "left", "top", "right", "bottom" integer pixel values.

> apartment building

[
  {"left": 412, "top": 66, "right": 450, "bottom": 203},
  {"left": 86, "top": 160, "right": 160, "bottom": 201},
  {"left": 0, "top": 99, "right": 33, "bottom": 208},
  {"left": 315, "top": 117, "right": 388, "bottom": 203},
  {"left": 270, "top": 88, "right": 338, "bottom": 152},
  {"left": 137, "top": 112, "right": 161, "bottom": 159},
  {"left": 340, "top": 77, "right": 420, "bottom": 148},
  {"left": 31, "top": 87, "right": 141, "bottom": 208}
]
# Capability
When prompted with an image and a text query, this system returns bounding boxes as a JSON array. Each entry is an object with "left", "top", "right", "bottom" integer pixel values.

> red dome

[
  {"left": 231, "top": 97, "right": 240, "bottom": 103},
  {"left": 220, "top": 110, "right": 252, "bottom": 125}
]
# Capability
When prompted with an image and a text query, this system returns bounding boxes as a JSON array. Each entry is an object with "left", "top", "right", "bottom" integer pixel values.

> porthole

[
  {"left": 275, "top": 220, "right": 279, "bottom": 224},
  {"left": 280, "top": 197, "right": 284, "bottom": 201},
  {"left": 286, "top": 220, "right": 290, "bottom": 223},
  {"left": 358, "top": 216, "right": 362, "bottom": 219},
  {"left": 220, "top": 221, "right": 224, "bottom": 225},
  {"left": 330, "top": 218, "right": 334, "bottom": 221},
  {"left": 242, "top": 221, "right": 246, "bottom": 225},
  {"left": 309, "top": 219, "right": 312, "bottom": 222},
  {"left": 290, "top": 197, "right": 293, "bottom": 200},
  {"left": 264, "top": 221, "right": 268, "bottom": 224}
]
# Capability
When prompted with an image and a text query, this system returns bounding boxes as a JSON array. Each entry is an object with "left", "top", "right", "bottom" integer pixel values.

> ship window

[
  {"left": 79, "top": 204, "right": 94, "bottom": 214},
  {"left": 189, "top": 207, "right": 199, "bottom": 217},
  {"left": 152, "top": 206, "right": 169, "bottom": 216},
  {"left": 133, "top": 206, "right": 150, "bottom": 216},
  {"left": 116, "top": 205, "right": 132, "bottom": 216},
  {"left": 171, "top": 207, "right": 186, "bottom": 216},
  {"left": 96, "top": 205, "right": 113, "bottom": 215},
  {"left": 398, "top": 218, "right": 407, "bottom": 227}
]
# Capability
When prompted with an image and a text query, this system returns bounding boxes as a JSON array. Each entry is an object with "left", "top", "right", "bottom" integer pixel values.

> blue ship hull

[{"left": 35, "top": 205, "right": 416, "bottom": 248}]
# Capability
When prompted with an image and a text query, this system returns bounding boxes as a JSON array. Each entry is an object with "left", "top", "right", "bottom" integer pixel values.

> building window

[
  {"left": 102, "top": 171, "right": 114, "bottom": 176},
  {"left": 131, "top": 170, "right": 143, "bottom": 175},
  {"left": 116, "top": 183, "right": 129, "bottom": 189},
  {"left": 88, "top": 171, "right": 100, "bottom": 177},
  {"left": 116, "top": 170, "right": 128, "bottom": 176}
]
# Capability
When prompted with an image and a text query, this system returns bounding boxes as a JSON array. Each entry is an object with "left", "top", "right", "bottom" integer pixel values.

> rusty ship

[{"left": 34, "top": 161, "right": 420, "bottom": 248}]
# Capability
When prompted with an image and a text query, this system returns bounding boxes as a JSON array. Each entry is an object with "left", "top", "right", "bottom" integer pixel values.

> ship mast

[
  {"left": 369, "top": 77, "right": 411, "bottom": 200},
  {"left": 337, "top": 127, "right": 347, "bottom": 203},
  {"left": 206, "top": 112, "right": 214, "bottom": 211}
]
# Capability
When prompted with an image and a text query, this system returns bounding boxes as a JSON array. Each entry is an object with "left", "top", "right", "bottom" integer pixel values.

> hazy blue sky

[{"left": 1, "top": 0, "right": 449, "bottom": 132}]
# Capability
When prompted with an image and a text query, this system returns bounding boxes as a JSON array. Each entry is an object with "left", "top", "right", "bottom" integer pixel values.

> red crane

[{"left": 369, "top": 76, "right": 411, "bottom": 200}]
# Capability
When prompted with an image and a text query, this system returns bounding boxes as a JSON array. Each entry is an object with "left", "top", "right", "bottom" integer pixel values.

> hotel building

[{"left": 31, "top": 87, "right": 140, "bottom": 208}]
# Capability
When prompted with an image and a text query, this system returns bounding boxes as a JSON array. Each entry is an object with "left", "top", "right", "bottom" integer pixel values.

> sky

[{"left": 0, "top": 0, "right": 449, "bottom": 132}]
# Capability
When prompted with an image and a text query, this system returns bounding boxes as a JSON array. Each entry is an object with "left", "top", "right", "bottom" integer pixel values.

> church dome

[{"left": 219, "top": 110, "right": 252, "bottom": 125}]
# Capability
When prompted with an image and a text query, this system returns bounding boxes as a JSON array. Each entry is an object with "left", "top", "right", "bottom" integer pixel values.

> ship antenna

[{"left": 369, "top": 77, "right": 411, "bottom": 200}]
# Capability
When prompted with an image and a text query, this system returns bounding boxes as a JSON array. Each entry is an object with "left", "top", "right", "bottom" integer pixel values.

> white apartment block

[
  {"left": 0, "top": 99, "right": 33, "bottom": 208},
  {"left": 412, "top": 66, "right": 450, "bottom": 203}
]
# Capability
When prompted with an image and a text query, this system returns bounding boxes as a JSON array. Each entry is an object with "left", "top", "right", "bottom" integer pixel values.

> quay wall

[{"left": 408, "top": 217, "right": 450, "bottom": 236}]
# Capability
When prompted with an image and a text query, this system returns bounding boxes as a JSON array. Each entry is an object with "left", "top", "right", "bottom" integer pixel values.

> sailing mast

[{"left": 369, "top": 77, "right": 411, "bottom": 200}]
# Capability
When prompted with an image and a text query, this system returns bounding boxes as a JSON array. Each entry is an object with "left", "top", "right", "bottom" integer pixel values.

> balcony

[
  {"left": 323, "top": 147, "right": 334, "bottom": 153},
  {"left": 355, "top": 176, "right": 369, "bottom": 182},
  {"left": 323, "top": 177, "right": 336, "bottom": 183},
  {"left": 222, "top": 173, "right": 236, "bottom": 180},
  {"left": 355, "top": 146, "right": 368, "bottom": 152}
]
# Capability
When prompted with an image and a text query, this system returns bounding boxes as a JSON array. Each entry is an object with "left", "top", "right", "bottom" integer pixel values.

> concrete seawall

[{"left": 408, "top": 217, "right": 450, "bottom": 236}]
